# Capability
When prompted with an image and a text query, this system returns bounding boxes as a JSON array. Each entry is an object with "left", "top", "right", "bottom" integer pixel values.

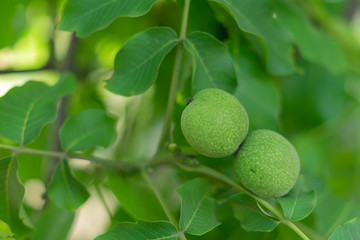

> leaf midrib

[
  {"left": 140, "top": 231, "right": 178, "bottom": 240},
  {"left": 64, "top": 127, "right": 101, "bottom": 152},
  {"left": 185, "top": 39, "right": 216, "bottom": 88},
  {"left": 20, "top": 99, "right": 39, "bottom": 146},
  {"left": 183, "top": 196, "right": 206, "bottom": 232},
  {"left": 126, "top": 224, "right": 178, "bottom": 240},
  {"left": 116, "top": 38, "right": 178, "bottom": 80},
  {"left": 150, "top": 233, "right": 178, "bottom": 240},
  {"left": 289, "top": 187, "right": 301, "bottom": 219}
]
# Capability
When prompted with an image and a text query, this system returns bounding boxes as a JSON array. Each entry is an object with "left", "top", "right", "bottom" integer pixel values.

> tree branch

[{"left": 0, "top": 144, "right": 130, "bottom": 171}]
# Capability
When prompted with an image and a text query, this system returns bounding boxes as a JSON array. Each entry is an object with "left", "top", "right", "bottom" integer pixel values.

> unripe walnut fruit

[
  {"left": 234, "top": 130, "right": 300, "bottom": 198},
  {"left": 181, "top": 88, "right": 249, "bottom": 158}
]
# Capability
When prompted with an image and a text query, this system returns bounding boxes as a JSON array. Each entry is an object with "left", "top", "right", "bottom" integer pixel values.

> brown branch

[
  {"left": 60, "top": 32, "right": 77, "bottom": 73},
  {"left": 45, "top": 32, "right": 77, "bottom": 187}
]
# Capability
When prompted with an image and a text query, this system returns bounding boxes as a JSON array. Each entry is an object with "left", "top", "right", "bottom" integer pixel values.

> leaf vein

[
  {"left": 116, "top": 38, "right": 178, "bottom": 80},
  {"left": 186, "top": 40, "right": 216, "bottom": 88},
  {"left": 66, "top": 0, "right": 117, "bottom": 25},
  {"left": 20, "top": 100, "right": 38, "bottom": 145},
  {"left": 64, "top": 128, "right": 100, "bottom": 152},
  {"left": 184, "top": 196, "right": 206, "bottom": 232}
]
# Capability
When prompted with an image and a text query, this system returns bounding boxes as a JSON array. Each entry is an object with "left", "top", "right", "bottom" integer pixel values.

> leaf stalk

[{"left": 158, "top": 0, "right": 191, "bottom": 150}]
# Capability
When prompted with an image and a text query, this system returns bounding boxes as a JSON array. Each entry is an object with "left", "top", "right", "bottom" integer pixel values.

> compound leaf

[
  {"left": 0, "top": 74, "right": 76, "bottom": 145},
  {"left": 177, "top": 178, "right": 220, "bottom": 236},
  {"left": 106, "top": 27, "right": 178, "bottom": 96},
  {"left": 58, "top": 0, "right": 158, "bottom": 37},
  {"left": 60, "top": 109, "right": 116, "bottom": 152}
]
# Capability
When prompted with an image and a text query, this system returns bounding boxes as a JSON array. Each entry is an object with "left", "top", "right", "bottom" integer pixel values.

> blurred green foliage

[{"left": 0, "top": 0, "right": 359, "bottom": 239}]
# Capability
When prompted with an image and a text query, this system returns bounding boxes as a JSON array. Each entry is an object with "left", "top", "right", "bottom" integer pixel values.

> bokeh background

[{"left": 1, "top": 0, "right": 360, "bottom": 239}]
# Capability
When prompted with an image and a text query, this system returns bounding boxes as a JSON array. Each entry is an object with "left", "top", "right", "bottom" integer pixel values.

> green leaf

[
  {"left": 106, "top": 27, "right": 178, "bottom": 96},
  {"left": 184, "top": 31, "right": 236, "bottom": 94},
  {"left": 279, "top": 61, "right": 347, "bottom": 132},
  {"left": 107, "top": 172, "right": 167, "bottom": 221},
  {"left": 17, "top": 125, "right": 51, "bottom": 182},
  {"left": 0, "top": 74, "right": 76, "bottom": 145},
  {"left": 177, "top": 178, "right": 220, "bottom": 236},
  {"left": 94, "top": 220, "right": 178, "bottom": 240},
  {"left": 0, "top": 156, "right": 27, "bottom": 233},
  {"left": 58, "top": 0, "right": 158, "bottom": 37},
  {"left": 60, "top": 108, "right": 116, "bottom": 152},
  {"left": 210, "top": 0, "right": 296, "bottom": 75},
  {"left": 329, "top": 218, "right": 360, "bottom": 240},
  {"left": 313, "top": 190, "right": 360, "bottom": 236},
  {"left": 0, "top": 220, "right": 14, "bottom": 239},
  {"left": 234, "top": 73, "right": 280, "bottom": 131},
  {"left": 231, "top": 40, "right": 280, "bottom": 131},
  {"left": 275, "top": 0, "right": 346, "bottom": 73},
  {"left": 31, "top": 201, "right": 75, "bottom": 240},
  {"left": 48, "top": 160, "right": 90, "bottom": 211},
  {"left": 230, "top": 194, "right": 279, "bottom": 232},
  {"left": 277, "top": 176, "right": 316, "bottom": 221}
]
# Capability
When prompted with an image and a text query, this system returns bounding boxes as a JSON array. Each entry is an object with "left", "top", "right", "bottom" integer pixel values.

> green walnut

[
  {"left": 181, "top": 88, "right": 249, "bottom": 158},
  {"left": 234, "top": 130, "right": 300, "bottom": 198}
]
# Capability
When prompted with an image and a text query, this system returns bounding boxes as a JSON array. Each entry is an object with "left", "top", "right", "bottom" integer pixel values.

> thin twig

[
  {"left": 0, "top": 144, "right": 130, "bottom": 171},
  {"left": 45, "top": 32, "right": 77, "bottom": 188}
]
